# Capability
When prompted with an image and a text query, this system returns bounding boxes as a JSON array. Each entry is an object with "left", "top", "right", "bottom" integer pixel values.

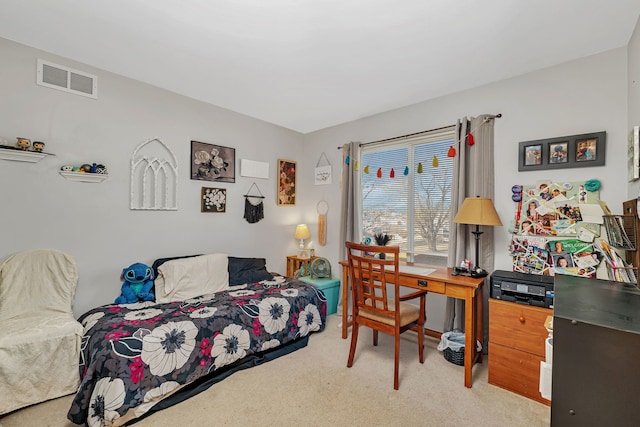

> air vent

[{"left": 37, "top": 59, "right": 97, "bottom": 99}]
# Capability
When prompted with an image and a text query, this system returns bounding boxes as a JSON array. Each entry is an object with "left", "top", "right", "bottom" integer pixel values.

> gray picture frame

[{"left": 518, "top": 131, "right": 606, "bottom": 171}]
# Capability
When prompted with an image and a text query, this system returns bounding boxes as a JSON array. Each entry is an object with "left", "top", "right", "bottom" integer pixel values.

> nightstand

[
  {"left": 286, "top": 255, "right": 317, "bottom": 277},
  {"left": 297, "top": 275, "right": 340, "bottom": 315}
]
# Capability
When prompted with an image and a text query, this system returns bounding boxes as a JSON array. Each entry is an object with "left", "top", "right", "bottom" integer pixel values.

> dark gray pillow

[{"left": 228, "top": 257, "right": 273, "bottom": 285}]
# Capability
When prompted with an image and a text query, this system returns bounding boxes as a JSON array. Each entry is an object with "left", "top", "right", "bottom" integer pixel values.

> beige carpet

[{"left": 0, "top": 314, "right": 550, "bottom": 427}]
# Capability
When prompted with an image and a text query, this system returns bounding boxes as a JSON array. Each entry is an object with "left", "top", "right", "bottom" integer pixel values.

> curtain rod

[{"left": 336, "top": 113, "right": 501, "bottom": 149}]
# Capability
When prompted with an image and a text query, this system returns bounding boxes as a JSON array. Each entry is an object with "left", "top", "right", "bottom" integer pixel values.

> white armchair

[{"left": 0, "top": 249, "right": 84, "bottom": 415}]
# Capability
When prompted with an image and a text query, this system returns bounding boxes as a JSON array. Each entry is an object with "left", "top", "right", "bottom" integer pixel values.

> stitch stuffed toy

[{"left": 114, "top": 262, "right": 155, "bottom": 304}]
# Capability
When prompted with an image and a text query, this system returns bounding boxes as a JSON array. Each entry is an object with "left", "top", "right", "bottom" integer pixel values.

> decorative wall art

[
  {"left": 243, "top": 182, "right": 265, "bottom": 223},
  {"left": 130, "top": 138, "right": 178, "bottom": 211},
  {"left": 518, "top": 131, "right": 606, "bottom": 171},
  {"left": 509, "top": 179, "right": 604, "bottom": 278},
  {"left": 628, "top": 126, "right": 640, "bottom": 182},
  {"left": 240, "top": 158, "right": 269, "bottom": 179},
  {"left": 191, "top": 141, "right": 235, "bottom": 182},
  {"left": 277, "top": 159, "right": 297, "bottom": 206},
  {"left": 314, "top": 152, "right": 332, "bottom": 185},
  {"left": 201, "top": 187, "right": 226, "bottom": 213}
]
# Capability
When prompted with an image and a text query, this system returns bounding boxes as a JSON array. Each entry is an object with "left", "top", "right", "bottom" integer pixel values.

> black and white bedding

[{"left": 67, "top": 256, "right": 327, "bottom": 426}]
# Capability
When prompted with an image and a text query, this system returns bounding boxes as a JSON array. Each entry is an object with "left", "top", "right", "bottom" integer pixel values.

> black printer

[{"left": 490, "top": 270, "right": 554, "bottom": 308}]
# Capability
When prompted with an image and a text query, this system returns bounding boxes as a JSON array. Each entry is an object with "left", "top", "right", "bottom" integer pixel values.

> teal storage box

[{"left": 298, "top": 276, "right": 340, "bottom": 315}]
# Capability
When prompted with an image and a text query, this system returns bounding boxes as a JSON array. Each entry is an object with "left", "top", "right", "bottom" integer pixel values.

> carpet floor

[{"left": 0, "top": 314, "right": 550, "bottom": 426}]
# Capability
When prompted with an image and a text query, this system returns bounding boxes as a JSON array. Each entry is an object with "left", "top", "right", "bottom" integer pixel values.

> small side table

[
  {"left": 286, "top": 255, "right": 317, "bottom": 277},
  {"left": 298, "top": 276, "right": 340, "bottom": 315}
]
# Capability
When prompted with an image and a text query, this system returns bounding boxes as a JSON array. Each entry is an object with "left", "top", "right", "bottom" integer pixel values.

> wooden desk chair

[{"left": 345, "top": 241, "right": 427, "bottom": 390}]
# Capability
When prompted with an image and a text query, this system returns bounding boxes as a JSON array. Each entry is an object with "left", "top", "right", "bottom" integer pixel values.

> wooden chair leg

[
  {"left": 347, "top": 322, "right": 359, "bottom": 368},
  {"left": 373, "top": 329, "right": 378, "bottom": 346},
  {"left": 418, "top": 322, "right": 425, "bottom": 364},
  {"left": 394, "top": 333, "right": 400, "bottom": 390}
]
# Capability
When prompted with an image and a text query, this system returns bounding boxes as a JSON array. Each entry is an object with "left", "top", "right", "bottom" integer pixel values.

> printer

[{"left": 490, "top": 270, "right": 554, "bottom": 308}]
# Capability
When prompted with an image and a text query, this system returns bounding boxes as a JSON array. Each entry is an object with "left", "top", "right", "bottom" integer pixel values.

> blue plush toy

[{"left": 114, "top": 262, "right": 155, "bottom": 304}]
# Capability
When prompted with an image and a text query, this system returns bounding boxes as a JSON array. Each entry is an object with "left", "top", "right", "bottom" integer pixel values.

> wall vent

[{"left": 37, "top": 59, "right": 98, "bottom": 99}]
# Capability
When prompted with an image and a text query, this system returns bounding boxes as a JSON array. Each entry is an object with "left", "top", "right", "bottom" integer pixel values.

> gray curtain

[
  {"left": 338, "top": 142, "right": 361, "bottom": 316},
  {"left": 445, "top": 115, "right": 497, "bottom": 351}
]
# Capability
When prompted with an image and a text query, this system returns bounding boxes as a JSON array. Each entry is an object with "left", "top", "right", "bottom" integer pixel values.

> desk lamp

[
  {"left": 453, "top": 197, "right": 503, "bottom": 277},
  {"left": 294, "top": 224, "right": 310, "bottom": 250}
]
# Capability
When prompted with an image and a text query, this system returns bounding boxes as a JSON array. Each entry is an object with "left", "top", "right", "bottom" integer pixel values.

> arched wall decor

[{"left": 130, "top": 137, "right": 178, "bottom": 210}]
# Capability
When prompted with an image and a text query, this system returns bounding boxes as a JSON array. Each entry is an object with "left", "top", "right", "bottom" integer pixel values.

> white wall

[
  {"left": 301, "top": 47, "right": 629, "bottom": 330},
  {"left": 628, "top": 15, "right": 640, "bottom": 199},
  {"left": 1, "top": 34, "right": 635, "bottom": 320},
  {"left": 0, "top": 38, "right": 307, "bottom": 316}
]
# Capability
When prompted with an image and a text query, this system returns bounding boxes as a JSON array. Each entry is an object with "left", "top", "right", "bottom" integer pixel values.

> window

[{"left": 361, "top": 127, "right": 455, "bottom": 266}]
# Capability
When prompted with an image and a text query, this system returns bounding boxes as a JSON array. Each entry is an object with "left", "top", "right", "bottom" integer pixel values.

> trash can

[{"left": 437, "top": 331, "right": 482, "bottom": 366}]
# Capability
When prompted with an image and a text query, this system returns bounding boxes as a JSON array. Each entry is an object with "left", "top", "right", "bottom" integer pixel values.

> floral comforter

[{"left": 67, "top": 277, "right": 326, "bottom": 426}]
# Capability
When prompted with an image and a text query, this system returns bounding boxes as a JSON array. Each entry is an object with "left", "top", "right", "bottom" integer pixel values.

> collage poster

[{"left": 510, "top": 180, "right": 602, "bottom": 278}]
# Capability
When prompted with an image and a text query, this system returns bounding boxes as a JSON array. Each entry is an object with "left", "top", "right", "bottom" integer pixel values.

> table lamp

[
  {"left": 453, "top": 197, "right": 503, "bottom": 277},
  {"left": 294, "top": 224, "right": 310, "bottom": 250}
]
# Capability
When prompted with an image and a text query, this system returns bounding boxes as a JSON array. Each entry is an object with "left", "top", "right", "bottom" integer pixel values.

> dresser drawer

[
  {"left": 488, "top": 342, "right": 550, "bottom": 405},
  {"left": 489, "top": 299, "right": 550, "bottom": 356}
]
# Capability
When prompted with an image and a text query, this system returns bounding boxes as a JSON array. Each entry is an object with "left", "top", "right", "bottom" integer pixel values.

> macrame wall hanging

[
  {"left": 243, "top": 182, "right": 265, "bottom": 223},
  {"left": 317, "top": 199, "right": 329, "bottom": 246}
]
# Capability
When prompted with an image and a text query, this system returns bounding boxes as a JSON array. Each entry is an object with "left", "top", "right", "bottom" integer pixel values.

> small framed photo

[
  {"left": 201, "top": 187, "right": 226, "bottom": 212},
  {"left": 524, "top": 144, "right": 542, "bottom": 166},
  {"left": 548, "top": 142, "right": 569, "bottom": 164},
  {"left": 575, "top": 138, "right": 598, "bottom": 162},
  {"left": 277, "top": 159, "right": 297, "bottom": 206},
  {"left": 518, "top": 131, "right": 606, "bottom": 171},
  {"left": 191, "top": 141, "right": 235, "bottom": 183}
]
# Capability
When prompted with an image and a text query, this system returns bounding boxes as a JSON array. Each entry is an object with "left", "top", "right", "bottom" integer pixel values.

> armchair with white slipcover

[{"left": 0, "top": 249, "right": 84, "bottom": 415}]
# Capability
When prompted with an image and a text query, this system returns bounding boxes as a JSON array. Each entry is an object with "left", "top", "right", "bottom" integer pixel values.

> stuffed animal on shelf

[{"left": 114, "top": 262, "right": 155, "bottom": 304}]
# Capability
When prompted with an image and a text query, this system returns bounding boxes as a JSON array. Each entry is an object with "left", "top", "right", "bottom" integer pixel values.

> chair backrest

[
  {"left": 346, "top": 242, "right": 400, "bottom": 319},
  {"left": 0, "top": 249, "right": 78, "bottom": 322}
]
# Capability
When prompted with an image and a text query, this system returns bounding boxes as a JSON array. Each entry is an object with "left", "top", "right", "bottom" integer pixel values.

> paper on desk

[{"left": 383, "top": 264, "right": 435, "bottom": 276}]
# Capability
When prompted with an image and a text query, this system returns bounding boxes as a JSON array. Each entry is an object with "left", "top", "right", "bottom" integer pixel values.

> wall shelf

[
  {"left": 59, "top": 171, "right": 109, "bottom": 183},
  {"left": 0, "top": 146, "right": 49, "bottom": 163}
]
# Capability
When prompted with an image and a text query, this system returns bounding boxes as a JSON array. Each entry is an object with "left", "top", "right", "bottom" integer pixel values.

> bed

[{"left": 67, "top": 254, "right": 327, "bottom": 426}]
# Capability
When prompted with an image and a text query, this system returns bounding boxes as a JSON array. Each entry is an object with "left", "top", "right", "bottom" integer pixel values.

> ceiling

[{"left": 1, "top": 1, "right": 639, "bottom": 134}]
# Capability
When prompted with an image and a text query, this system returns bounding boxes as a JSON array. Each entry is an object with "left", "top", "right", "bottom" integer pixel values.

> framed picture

[
  {"left": 523, "top": 144, "right": 542, "bottom": 166},
  {"left": 548, "top": 141, "right": 569, "bottom": 164},
  {"left": 518, "top": 131, "right": 606, "bottom": 171},
  {"left": 191, "top": 141, "right": 235, "bottom": 182},
  {"left": 277, "top": 159, "right": 296, "bottom": 206},
  {"left": 628, "top": 126, "right": 640, "bottom": 182},
  {"left": 201, "top": 187, "right": 226, "bottom": 212}
]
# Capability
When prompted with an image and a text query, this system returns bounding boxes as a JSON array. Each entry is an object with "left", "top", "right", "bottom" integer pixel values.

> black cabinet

[{"left": 552, "top": 275, "right": 640, "bottom": 426}]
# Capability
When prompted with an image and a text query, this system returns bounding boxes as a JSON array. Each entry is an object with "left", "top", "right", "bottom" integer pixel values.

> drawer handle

[{"left": 519, "top": 316, "right": 525, "bottom": 323}]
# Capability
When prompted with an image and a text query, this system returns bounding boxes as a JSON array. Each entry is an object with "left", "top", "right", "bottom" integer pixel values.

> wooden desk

[{"left": 339, "top": 260, "right": 485, "bottom": 388}]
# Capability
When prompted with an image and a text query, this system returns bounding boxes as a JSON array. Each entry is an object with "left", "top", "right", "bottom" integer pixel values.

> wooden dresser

[{"left": 488, "top": 298, "right": 551, "bottom": 405}]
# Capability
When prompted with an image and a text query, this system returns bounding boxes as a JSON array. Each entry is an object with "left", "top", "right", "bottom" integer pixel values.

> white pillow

[{"left": 155, "top": 253, "right": 229, "bottom": 303}]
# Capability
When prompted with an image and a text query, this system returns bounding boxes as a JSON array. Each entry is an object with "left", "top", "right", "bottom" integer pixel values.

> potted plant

[{"left": 373, "top": 233, "right": 392, "bottom": 259}]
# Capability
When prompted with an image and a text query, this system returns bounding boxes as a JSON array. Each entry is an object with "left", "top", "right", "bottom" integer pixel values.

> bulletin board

[{"left": 509, "top": 179, "right": 603, "bottom": 278}]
